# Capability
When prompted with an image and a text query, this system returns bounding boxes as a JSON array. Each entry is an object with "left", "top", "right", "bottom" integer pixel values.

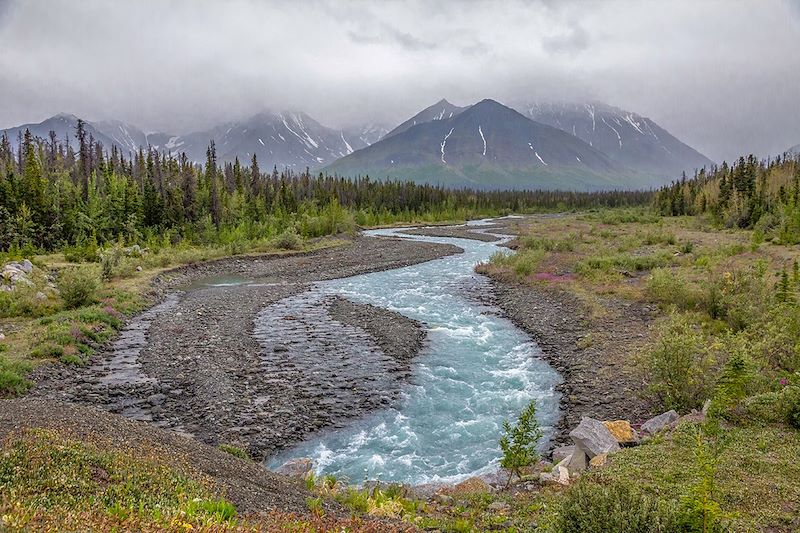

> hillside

[
  {"left": 325, "top": 99, "right": 642, "bottom": 191},
  {"left": 518, "top": 102, "right": 715, "bottom": 179}
]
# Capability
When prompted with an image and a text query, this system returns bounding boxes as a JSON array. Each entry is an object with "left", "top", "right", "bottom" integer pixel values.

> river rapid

[{"left": 266, "top": 221, "right": 561, "bottom": 485}]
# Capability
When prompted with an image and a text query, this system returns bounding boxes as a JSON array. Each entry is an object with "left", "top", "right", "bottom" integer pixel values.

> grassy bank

[{"left": 471, "top": 207, "right": 800, "bottom": 531}]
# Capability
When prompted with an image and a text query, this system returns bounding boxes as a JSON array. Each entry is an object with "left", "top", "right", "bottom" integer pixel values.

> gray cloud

[{"left": 0, "top": 0, "right": 798, "bottom": 161}]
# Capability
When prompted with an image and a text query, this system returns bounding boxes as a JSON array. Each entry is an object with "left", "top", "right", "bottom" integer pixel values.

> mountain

[
  {"left": 787, "top": 144, "right": 800, "bottom": 155},
  {"left": 383, "top": 99, "right": 467, "bottom": 139},
  {"left": 325, "top": 99, "right": 641, "bottom": 191},
  {"left": 0, "top": 113, "right": 151, "bottom": 155},
  {"left": 517, "top": 102, "right": 715, "bottom": 179},
  {"left": 1, "top": 112, "right": 387, "bottom": 170}
]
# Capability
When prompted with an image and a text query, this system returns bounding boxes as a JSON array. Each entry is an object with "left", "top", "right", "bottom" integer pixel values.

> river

[{"left": 266, "top": 221, "right": 561, "bottom": 485}]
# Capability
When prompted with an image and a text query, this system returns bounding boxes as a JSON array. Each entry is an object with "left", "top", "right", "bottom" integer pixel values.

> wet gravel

[{"left": 29, "top": 236, "right": 461, "bottom": 460}]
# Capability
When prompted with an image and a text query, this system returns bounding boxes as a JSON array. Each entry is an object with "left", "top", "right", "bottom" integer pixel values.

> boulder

[
  {"left": 602, "top": 420, "right": 638, "bottom": 444},
  {"left": 641, "top": 410, "right": 679, "bottom": 435},
  {"left": 20, "top": 259, "right": 33, "bottom": 273},
  {"left": 567, "top": 449, "right": 588, "bottom": 473},
  {"left": 569, "top": 417, "right": 620, "bottom": 458},
  {"left": 551, "top": 444, "right": 575, "bottom": 463},
  {"left": 539, "top": 457, "right": 570, "bottom": 485},
  {"left": 589, "top": 453, "right": 608, "bottom": 468},
  {"left": 275, "top": 458, "right": 313, "bottom": 478}
]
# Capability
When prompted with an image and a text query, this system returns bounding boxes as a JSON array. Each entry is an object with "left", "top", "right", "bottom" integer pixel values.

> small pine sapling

[{"left": 499, "top": 400, "right": 543, "bottom": 487}]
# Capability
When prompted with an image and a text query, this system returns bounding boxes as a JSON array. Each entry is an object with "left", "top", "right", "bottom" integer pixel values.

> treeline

[
  {"left": 654, "top": 152, "right": 800, "bottom": 242},
  {"left": 1, "top": 122, "right": 651, "bottom": 252}
]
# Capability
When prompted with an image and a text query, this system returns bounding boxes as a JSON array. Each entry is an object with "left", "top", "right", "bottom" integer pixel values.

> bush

[
  {"left": 217, "top": 444, "right": 250, "bottom": 460},
  {"left": 555, "top": 482, "right": 681, "bottom": 532},
  {"left": 643, "top": 313, "right": 716, "bottom": 412},
  {"left": 273, "top": 229, "right": 301, "bottom": 250},
  {"left": 56, "top": 267, "right": 100, "bottom": 309},
  {"left": 736, "top": 386, "right": 800, "bottom": 427},
  {"left": 0, "top": 355, "right": 31, "bottom": 397},
  {"left": 499, "top": 400, "right": 543, "bottom": 485},
  {"left": 646, "top": 268, "right": 701, "bottom": 310}
]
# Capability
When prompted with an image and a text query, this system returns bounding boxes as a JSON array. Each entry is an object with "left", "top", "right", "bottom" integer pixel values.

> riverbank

[
  {"left": 405, "top": 216, "right": 656, "bottom": 446},
  {"left": 28, "top": 236, "right": 461, "bottom": 460}
]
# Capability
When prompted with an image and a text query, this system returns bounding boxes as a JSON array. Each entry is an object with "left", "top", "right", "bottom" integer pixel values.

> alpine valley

[{"left": 1, "top": 98, "right": 715, "bottom": 191}]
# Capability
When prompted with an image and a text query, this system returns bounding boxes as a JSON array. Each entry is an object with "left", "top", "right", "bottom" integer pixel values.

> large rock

[
  {"left": 20, "top": 259, "right": 33, "bottom": 273},
  {"left": 552, "top": 445, "right": 575, "bottom": 463},
  {"left": 602, "top": 420, "right": 638, "bottom": 444},
  {"left": 275, "top": 458, "right": 313, "bottom": 478},
  {"left": 569, "top": 417, "right": 620, "bottom": 458},
  {"left": 641, "top": 410, "right": 679, "bottom": 435}
]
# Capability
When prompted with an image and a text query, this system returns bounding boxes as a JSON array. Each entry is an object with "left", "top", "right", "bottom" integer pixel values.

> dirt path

[{"left": 29, "top": 236, "right": 461, "bottom": 460}]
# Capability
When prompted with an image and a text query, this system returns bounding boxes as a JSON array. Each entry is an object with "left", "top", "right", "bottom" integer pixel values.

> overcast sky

[{"left": 1, "top": 0, "right": 798, "bottom": 161}]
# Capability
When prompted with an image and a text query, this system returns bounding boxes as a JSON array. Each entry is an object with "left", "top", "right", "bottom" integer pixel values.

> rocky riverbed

[{"left": 29, "top": 237, "right": 461, "bottom": 460}]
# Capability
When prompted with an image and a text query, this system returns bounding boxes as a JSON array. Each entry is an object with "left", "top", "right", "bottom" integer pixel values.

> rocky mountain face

[
  {"left": 0, "top": 114, "right": 148, "bottom": 155},
  {"left": 1, "top": 113, "right": 387, "bottom": 170},
  {"left": 325, "top": 99, "right": 641, "bottom": 190},
  {"left": 383, "top": 99, "right": 467, "bottom": 139},
  {"left": 516, "top": 102, "right": 715, "bottom": 178},
  {"left": 1, "top": 98, "right": 716, "bottom": 191}
]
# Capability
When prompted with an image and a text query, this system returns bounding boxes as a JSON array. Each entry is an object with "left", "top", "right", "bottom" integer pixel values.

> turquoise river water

[{"left": 267, "top": 220, "right": 561, "bottom": 485}]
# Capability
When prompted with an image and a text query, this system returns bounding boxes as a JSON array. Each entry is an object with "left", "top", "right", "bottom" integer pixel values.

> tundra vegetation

[{"left": 1, "top": 143, "right": 799, "bottom": 530}]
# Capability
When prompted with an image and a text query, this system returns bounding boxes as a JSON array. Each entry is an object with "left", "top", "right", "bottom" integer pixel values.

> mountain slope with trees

[{"left": 325, "top": 99, "right": 642, "bottom": 191}]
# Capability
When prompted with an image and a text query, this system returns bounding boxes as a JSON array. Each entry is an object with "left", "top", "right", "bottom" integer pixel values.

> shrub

[
  {"left": 643, "top": 313, "right": 716, "bottom": 412},
  {"left": 99, "top": 245, "right": 123, "bottom": 280},
  {"left": 555, "top": 482, "right": 681, "bottom": 532},
  {"left": 499, "top": 400, "right": 543, "bottom": 486},
  {"left": 274, "top": 229, "right": 301, "bottom": 250},
  {"left": 0, "top": 355, "right": 31, "bottom": 397},
  {"left": 646, "top": 268, "right": 700, "bottom": 310},
  {"left": 736, "top": 386, "right": 800, "bottom": 427},
  {"left": 217, "top": 444, "right": 250, "bottom": 460},
  {"left": 56, "top": 267, "right": 100, "bottom": 309}
]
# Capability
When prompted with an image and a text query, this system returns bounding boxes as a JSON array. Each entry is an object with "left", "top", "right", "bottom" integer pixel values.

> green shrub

[
  {"left": 736, "top": 386, "right": 800, "bottom": 426},
  {"left": 646, "top": 268, "right": 701, "bottom": 310},
  {"left": 273, "top": 229, "right": 301, "bottom": 250},
  {"left": 99, "top": 245, "right": 123, "bottom": 280},
  {"left": 0, "top": 355, "right": 31, "bottom": 397},
  {"left": 555, "top": 482, "right": 681, "bottom": 532},
  {"left": 57, "top": 267, "right": 100, "bottom": 309},
  {"left": 217, "top": 444, "right": 250, "bottom": 460},
  {"left": 499, "top": 400, "right": 543, "bottom": 485},
  {"left": 643, "top": 313, "right": 716, "bottom": 412}
]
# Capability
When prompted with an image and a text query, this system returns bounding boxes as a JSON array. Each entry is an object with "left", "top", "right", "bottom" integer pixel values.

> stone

[
  {"left": 0, "top": 333, "right": 4, "bottom": 340},
  {"left": 147, "top": 393, "right": 166, "bottom": 406},
  {"left": 136, "top": 266, "right": 143, "bottom": 272},
  {"left": 569, "top": 417, "right": 620, "bottom": 458},
  {"left": 433, "top": 493, "right": 454, "bottom": 505},
  {"left": 35, "top": 291, "right": 47, "bottom": 301},
  {"left": 589, "top": 453, "right": 608, "bottom": 468},
  {"left": 275, "top": 458, "right": 313, "bottom": 478},
  {"left": 641, "top": 410, "right": 679, "bottom": 435},
  {"left": 567, "top": 449, "right": 588, "bottom": 473},
  {"left": 20, "top": 259, "right": 33, "bottom": 273},
  {"left": 602, "top": 420, "right": 637, "bottom": 444},
  {"left": 452, "top": 476, "right": 491, "bottom": 495},
  {"left": 552, "top": 445, "right": 575, "bottom": 463},
  {"left": 487, "top": 501, "right": 510, "bottom": 512}
]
